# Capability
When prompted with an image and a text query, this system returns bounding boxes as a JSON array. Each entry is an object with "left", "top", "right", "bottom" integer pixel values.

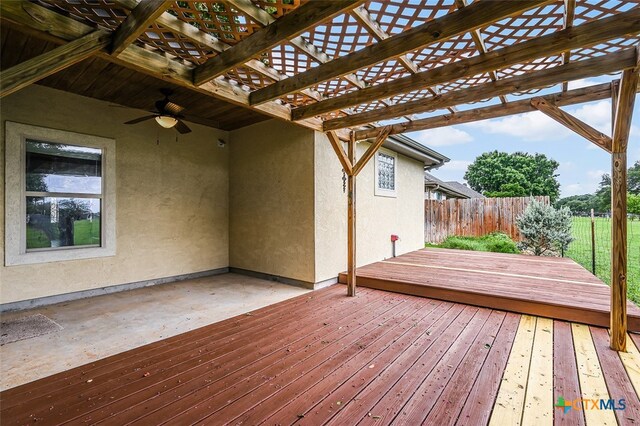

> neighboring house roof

[
  {"left": 443, "top": 181, "right": 485, "bottom": 199},
  {"left": 424, "top": 172, "right": 485, "bottom": 199},
  {"left": 359, "top": 130, "right": 449, "bottom": 169}
]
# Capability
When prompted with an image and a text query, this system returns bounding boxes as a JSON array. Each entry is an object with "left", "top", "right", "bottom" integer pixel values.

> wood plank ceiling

[{"left": 0, "top": 25, "right": 268, "bottom": 131}]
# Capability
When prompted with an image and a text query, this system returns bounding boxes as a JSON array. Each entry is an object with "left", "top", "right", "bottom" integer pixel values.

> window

[
  {"left": 5, "top": 122, "right": 116, "bottom": 266},
  {"left": 374, "top": 150, "right": 397, "bottom": 197}
]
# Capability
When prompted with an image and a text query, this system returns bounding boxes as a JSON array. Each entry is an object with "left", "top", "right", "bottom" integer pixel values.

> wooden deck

[
  {"left": 338, "top": 248, "right": 640, "bottom": 332},
  {"left": 1, "top": 285, "right": 639, "bottom": 425}
]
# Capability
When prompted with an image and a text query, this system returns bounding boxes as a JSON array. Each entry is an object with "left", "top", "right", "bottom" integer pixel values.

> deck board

[
  {"left": 338, "top": 248, "right": 640, "bottom": 331},
  {"left": 553, "top": 321, "right": 586, "bottom": 426},
  {"left": 1, "top": 285, "right": 639, "bottom": 425}
]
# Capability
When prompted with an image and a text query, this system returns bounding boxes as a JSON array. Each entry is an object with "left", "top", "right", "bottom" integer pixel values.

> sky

[{"left": 408, "top": 76, "right": 640, "bottom": 199}]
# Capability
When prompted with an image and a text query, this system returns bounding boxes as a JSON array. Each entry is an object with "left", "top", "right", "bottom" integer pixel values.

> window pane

[
  {"left": 378, "top": 153, "right": 395, "bottom": 191},
  {"left": 26, "top": 140, "right": 102, "bottom": 194},
  {"left": 26, "top": 197, "right": 101, "bottom": 249}
]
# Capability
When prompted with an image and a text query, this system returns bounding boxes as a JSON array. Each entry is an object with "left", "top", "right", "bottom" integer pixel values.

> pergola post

[
  {"left": 347, "top": 132, "right": 357, "bottom": 297},
  {"left": 610, "top": 64, "right": 638, "bottom": 351}
]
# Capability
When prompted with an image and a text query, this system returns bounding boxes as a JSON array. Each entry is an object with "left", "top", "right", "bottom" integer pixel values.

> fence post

[{"left": 591, "top": 208, "right": 596, "bottom": 275}]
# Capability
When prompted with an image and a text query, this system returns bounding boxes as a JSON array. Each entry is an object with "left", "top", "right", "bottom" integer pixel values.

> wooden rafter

[
  {"left": 352, "top": 128, "right": 392, "bottom": 176},
  {"left": 0, "top": 0, "right": 350, "bottom": 140},
  {"left": 192, "top": 0, "right": 364, "bottom": 85},
  {"left": 224, "top": 0, "right": 406, "bottom": 118},
  {"left": 1, "top": 30, "right": 111, "bottom": 98},
  {"left": 350, "top": 6, "right": 454, "bottom": 117},
  {"left": 610, "top": 56, "right": 639, "bottom": 352},
  {"left": 111, "top": 0, "right": 167, "bottom": 56},
  {"left": 561, "top": 0, "right": 577, "bottom": 92},
  {"left": 226, "top": 0, "right": 369, "bottom": 92},
  {"left": 249, "top": 0, "right": 553, "bottom": 105},
  {"left": 323, "top": 47, "right": 639, "bottom": 131},
  {"left": 326, "top": 131, "right": 353, "bottom": 176},
  {"left": 113, "top": 0, "right": 327, "bottom": 105},
  {"left": 530, "top": 97, "right": 612, "bottom": 152},
  {"left": 353, "top": 82, "right": 624, "bottom": 140},
  {"left": 292, "top": 8, "right": 640, "bottom": 121},
  {"left": 454, "top": 0, "right": 507, "bottom": 105}
]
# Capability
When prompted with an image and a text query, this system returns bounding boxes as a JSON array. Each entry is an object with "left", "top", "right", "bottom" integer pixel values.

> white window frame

[
  {"left": 5, "top": 122, "right": 116, "bottom": 266},
  {"left": 374, "top": 148, "right": 398, "bottom": 198}
]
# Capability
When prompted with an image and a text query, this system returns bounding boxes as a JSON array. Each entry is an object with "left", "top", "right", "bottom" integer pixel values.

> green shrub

[
  {"left": 433, "top": 232, "right": 519, "bottom": 254},
  {"left": 439, "top": 236, "right": 485, "bottom": 251},
  {"left": 484, "top": 238, "right": 520, "bottom": 253},
  {"left": 516, "top": 198, "right": 574, "bottom": 255}
]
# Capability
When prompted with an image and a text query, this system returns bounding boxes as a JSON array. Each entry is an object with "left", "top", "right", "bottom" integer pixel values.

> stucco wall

[
  {"left": 314, "top": 132, "right": 425, "bottom": 283},
  {"left": 0, "top": 85, "right": 229, "bottom": 304},
  {"left": 228, "top": 120, "right": 315, "bottom": 284}
]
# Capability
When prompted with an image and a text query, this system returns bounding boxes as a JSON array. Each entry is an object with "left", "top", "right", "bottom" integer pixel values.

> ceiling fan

[{"left": 124, "top": 89, "right": 192, "bottom": 134}]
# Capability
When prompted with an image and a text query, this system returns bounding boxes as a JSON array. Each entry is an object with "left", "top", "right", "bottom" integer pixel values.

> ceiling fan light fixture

[{"left": 155, "top": 115, "right": 178, "bottom": 129}]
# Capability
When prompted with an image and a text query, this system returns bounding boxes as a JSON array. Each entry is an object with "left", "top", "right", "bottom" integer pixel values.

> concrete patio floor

[{"left": 0, "top": 273, "right": 310, "bottom": 390}]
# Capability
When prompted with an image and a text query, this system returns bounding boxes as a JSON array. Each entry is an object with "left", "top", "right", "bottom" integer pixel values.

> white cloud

[
  {"left": 413, "top": 126, "right": 473, "bottom": 147},
  {"left": 464, "top": 111, "right": 568, "bottom": 141},
  {"left": 560, "top": 169, "right": 607, "bottom": 197},
  {"left": 570, "top": 100, "right": 611, "bottom": 135},
  {"left": 562, "top": 183, "right": 588, "bottom": 197},
  {"left": 567, "top": 78, "right": 602, "bottom": 90},
  {"left": 462, "top": 99, "right": 623, "bottom": 145},
  {"left": 443, "top": 160, "right": 472, "bottom": 171}
]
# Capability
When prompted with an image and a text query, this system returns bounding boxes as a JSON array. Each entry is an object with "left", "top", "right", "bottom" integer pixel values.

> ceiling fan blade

[
  {"left": 124, "top": 115, "right": 156, "bottom": 125},
  {"left": 164, "top": 101, "right": 185, "bottom": 115},
  {"left": 175, "top": 119, "right": 192, "bottom": 134}
]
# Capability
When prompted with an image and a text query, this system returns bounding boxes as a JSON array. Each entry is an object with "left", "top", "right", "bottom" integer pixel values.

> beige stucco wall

[
  {"left": 228, "top": 120, "right": 315, "bottom": 284},
  {"left": 314, "top": 132, "right": 425, "bottom": 283},
  {"left": 0, "top": 85, "right": 229, "bottom": 304}
]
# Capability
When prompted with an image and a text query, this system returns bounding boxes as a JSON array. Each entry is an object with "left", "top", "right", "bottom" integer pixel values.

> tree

[
  {"left": 516, "top": 198, "right": 574, "bottom": 256},
  {"left": 629, "top": 193, "right": 640, "bottom": 216},
  {"left": 485, "top": 183, "right": 527, "bottom": 198},
  {"left": 58, "top": 199, "right": 92, "bottom": 246},
  {"left": 595, "top": 173, "right": 612, "bottom": 213},
  {"left": 629, "top": 161, "right": 640, "bottom": 195},
  {"left": 464, "top": 151, "right": 561, "bottom": 202},
  {"left": 554, "top": 194, "right": 599, "bottom": 215}
]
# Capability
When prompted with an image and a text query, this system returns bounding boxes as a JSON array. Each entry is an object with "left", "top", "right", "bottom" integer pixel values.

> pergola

[{"left": 1, "top": 0, "right": 638, "bottom": 351}]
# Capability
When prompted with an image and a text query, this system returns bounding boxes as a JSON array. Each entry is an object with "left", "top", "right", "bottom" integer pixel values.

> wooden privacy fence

[{"left": 425, "top": 196, "right": 550, "bottom": 243}]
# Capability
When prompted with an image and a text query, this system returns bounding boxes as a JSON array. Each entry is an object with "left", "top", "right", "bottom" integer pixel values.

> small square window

[{"left": 375, "top": 150, "right": 397, "bottom": 197}]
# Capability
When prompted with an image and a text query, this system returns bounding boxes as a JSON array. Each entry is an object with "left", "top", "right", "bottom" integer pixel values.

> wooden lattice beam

[
  {"left": 561, "top": 0, "right": 576, "bottom": 92},
  {"left": 323, "top": 47, "right": 639, "bottom": 131},
  {"left": 610, "top": 54, "right": 639, "bottom": 352},
  {"left": 1, "top": 30, "right": 111, "bottom": 98},
  {"left": 454, "top": 0, "right": 507, "bottom": 105},
  {"left": 0, "top": 0, "right": 350, "bottom": 140},
  {"left": 530, "top": 97, "right": 612, "bottom": 152},
  {"left": 292, "top": 8, "right": 640, "bottom": 121},
  {"left": 111, "top": 0, "right": 167, "bottom": 56},
  {"left": 193, "top": 0, "right": 364, "bottom": 85},
  {"left": 113, "top": 0, "right": 327, "bottom": 104},
  {"left": 250, "top": 0, "right": 553, "bottom": 105},
  {"left": 350, "top": 5, "right": 455, "bottom": 116},
  {"left": 354, "top": 82, "right": 622, "bottom": 140},
  {"left": 226, "top": 0, "right": 368, "bottom": 91}
]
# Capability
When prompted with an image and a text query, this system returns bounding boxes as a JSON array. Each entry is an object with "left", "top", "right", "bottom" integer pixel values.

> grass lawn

[
  {"left": 26, "top": 225, "right": 50, "bottom": 249},
  {"left": 73, "top": 219, "right": 101, "bottom": 246},
  {"left": 566, "top": 217, "right": 640, "bottom": 305}
]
